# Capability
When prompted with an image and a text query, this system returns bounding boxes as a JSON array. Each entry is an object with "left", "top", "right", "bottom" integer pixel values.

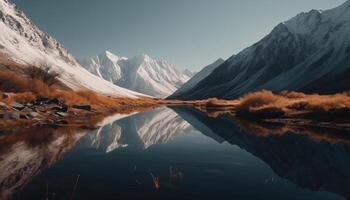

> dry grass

[
  {"left": 205, "top": 98, "right": 239, "bottom": 107},
  {"left": 235, "top": 90, "right": 350, "bottom": 120},
  {"left": 26, "top": 66, "right": 59, "bottom": 86},
  {"left": 236, "top": 118, "right": 350, "bottom": 144},
  {"left": 0, "top": 70, "right": 29, "bottom": 93},
  {"left": 0, "top": 62, "right": 157, "bottom": 129}
]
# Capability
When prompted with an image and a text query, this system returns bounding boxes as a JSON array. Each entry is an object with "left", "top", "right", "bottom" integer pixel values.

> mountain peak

[
  {"left": 338, "top": 0, "right": 350, "bottom": 9},
  {"left": 283, "top": 0, "right": 350, "bottom": 35},
  {"left": 136, "top": 54, "right": 151, "bottom": 61},
  {"left": 82, "top": 52, "right": 190, "bottom": 97},
  {"left": 97, "top": 50, "right": 126, "bottom": 63},
  {"left": 0, "top": 0, "right": 145, "bottom": 98},
  {"left": 183, "top": 69, "right": 195, "bottom": 77},
  {"left": 104, "top": 50, "right": 114, "bottom": 56},
  {"left": 215, "top": 58, "right": 225, "bottom": 63}
]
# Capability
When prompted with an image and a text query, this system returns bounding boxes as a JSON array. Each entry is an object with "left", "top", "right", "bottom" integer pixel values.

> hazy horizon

[{"left": 13, "top": 0, "right": 345, "bottom": 70}]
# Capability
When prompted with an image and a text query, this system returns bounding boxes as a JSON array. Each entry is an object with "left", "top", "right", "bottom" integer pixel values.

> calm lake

[{"left": 1, "top": 107, "right": 349, "bottom": 200}]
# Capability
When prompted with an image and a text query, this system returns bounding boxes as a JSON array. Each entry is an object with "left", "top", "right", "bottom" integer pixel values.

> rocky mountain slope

[
  {"left": 174, "top": 1, "right": 350, "bottom": 99},
  {"left": 169, "top": 58, "right": 225, "bottom": 99}
]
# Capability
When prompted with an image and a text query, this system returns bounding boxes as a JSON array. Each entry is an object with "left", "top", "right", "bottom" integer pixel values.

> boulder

[
  {"left": 28, "top": 112, "right": 40, "bottom": 118},
  {"left": 51, "top": 104, "right": 68, "bottom": 112},
  {"left": 11, "top": 102, "right": 25, "bottom": 110},
  {"left": 21, "top": 107, "right": 33, "bottom": 112},
  {"left": 34, "top": 97, "right": 51, "bottom": 105},
  {"left": 3, "top": 112, "right": 20, "bottom": 120},
  {"left": 47, "top": 98, "right": 60, "bottom": 105},
  {"left": 80, "top": 125, "right": 101, "bottom": 130},
  {"left": 55, "top": 119, "right": 68, "bottom": 124},
  {"left": 55, "top": 112, "right": 68, "bottom": 117},
  {"left": 73, "top": 104, "right": 92, "bottom": 111}
]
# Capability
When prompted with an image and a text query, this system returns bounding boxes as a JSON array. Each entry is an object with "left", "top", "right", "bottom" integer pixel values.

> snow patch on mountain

[
  {"left": 81, "top": 52, "right": 192, "bottom": 97},
  {"left": 0, "top": 0, "right": 144, "bottom": 98},
  {"left": 174, "top": 1, "right": 350, "bottom": 99}
]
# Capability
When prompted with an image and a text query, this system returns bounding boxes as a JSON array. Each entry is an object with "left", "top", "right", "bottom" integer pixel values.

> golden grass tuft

[{"left": 235, "top": 90, "right": 350, "bottom": 119}]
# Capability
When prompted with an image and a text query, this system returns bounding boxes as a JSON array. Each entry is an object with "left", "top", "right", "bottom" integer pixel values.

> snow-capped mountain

[
  {"left": 174, "top": 1, "right": 350, "bottom": 100},
  {"left": 78, "top": 107, "right": 193, "bottom": 152},
  {"left": 0, "top": 0, "right": 144, "bottom": 98},
  {"left": 183, "top": 69, "right": 196, "bottom": 77},
  {"left": 169, "top": 58, "right": 225, "bottom": 99},
  {"left": 81, "top": 51, "right": 192, "bottom": 97}
]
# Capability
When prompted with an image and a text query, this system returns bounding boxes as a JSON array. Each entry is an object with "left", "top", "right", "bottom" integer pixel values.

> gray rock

[
  {"left": 55, "top": 112, "right": 68, "bottom": 117},
  {"left": 73, "top": 104, "right": 92, "bottom": 111},
  {"left": 51, "top": 105, "right": 68, "bottom": 112},
  {"left": 11, "top": 102, "right": 25, "bottom": 110},
  {"left": 80, "top": 125, "right": 101, "bottom": 130},
  {"left": 28, "top": 112, "right": 40, "bottom": 118},
  {"left": 3, "top": 112, "right": 20, "bottom": 120},
  {"left": 47, "top": 98, "right": 60, "bottom": 105},
  {"left": 21, "top": 107, "right": 33, "bottom": 112},
  {"left": 55, "top": 119, "right": 68, "bottom": 124},
  {"left": 26, "top": 102, "right": 33, "bottom": 107}
]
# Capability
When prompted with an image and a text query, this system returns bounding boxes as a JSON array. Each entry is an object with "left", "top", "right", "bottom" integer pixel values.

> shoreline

[{"left": 1, "top": 96, "right": 350, "bottom": 133}]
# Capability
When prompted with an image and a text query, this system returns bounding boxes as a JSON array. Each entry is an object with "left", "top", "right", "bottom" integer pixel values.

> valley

[{"left": 0, "top": 0, "right": 350, "bottom": 199}]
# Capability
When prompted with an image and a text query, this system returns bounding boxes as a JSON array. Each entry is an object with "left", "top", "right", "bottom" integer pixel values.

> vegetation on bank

[
  {"left": 1, "top": 56, "right": 349, "bottom": 129},
  {"left": 235, "top": 90, "right": 350, "bottom": 120},
  {"left": 159, "top": 90, "right": 350, "bottom": 122},
  {"left": 0, "top": 60, "right": 157, "bottom": 129}
]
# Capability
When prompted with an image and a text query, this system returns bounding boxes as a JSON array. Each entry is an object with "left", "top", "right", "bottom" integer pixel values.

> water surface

[{"left": 1, "top": 107, "right": 349, "bottom": 200}]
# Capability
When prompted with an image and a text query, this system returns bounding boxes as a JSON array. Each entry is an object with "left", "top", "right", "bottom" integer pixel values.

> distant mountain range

[
  {"left": 81, "top": 51, "right": 193, "bottom": 97},
  {"left": 171, "top": 1, "right": 350, "bottom": 99},
  {"left": 2, "top": 0, "right": 349, "bottom": 100}
]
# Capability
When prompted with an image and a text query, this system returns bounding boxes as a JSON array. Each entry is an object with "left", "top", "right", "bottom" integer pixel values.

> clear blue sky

[{"left": 13, "top": 0, "right": 345, "bottom": 70}]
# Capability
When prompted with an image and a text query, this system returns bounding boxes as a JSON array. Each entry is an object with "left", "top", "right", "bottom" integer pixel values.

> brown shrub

[
  {"left": 205, "top": 98, "right": 221, "bottom": 106},
  {"left": 280, "top": 91, "right": 306, "bottom": 99},
  {"left": 5, "top": 92, "right": 36, "bottom": 104},
  {"left": 0, "top": 70, "right": 28, "bottom": 93},
  {"left": 236, "top": 90, "right": 282, "bottom": 115},
  {"left": 235, "top": 90, "right": 350, "bottom": 120},
  {"left": 26, "top": 66, "right": 59, "bottom": 86}
]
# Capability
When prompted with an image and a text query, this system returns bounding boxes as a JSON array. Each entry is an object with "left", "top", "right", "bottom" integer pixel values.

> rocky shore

[{"left": 0, "top": 93, "right": 156, "bottom": 130}]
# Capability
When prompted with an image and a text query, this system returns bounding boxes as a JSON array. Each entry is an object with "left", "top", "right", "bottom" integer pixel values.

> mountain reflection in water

[{"left": 0, "top": 107, "right": 349, "bottom": 200}]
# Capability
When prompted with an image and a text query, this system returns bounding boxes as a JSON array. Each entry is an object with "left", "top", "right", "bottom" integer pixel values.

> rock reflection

[
  {"left": 0, "top": 127, "right": 86, "bottom": 199},
  {"left": 0, "top": 108, "right": 192, "bottom": 199},
  {"left": 172, "top": 107, "right": 350, "bottom": 199}
]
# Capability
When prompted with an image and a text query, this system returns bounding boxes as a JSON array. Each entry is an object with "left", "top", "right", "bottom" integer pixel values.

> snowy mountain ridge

[
  {"left": 0, "top": 0, "right": 145, "bottom": 98},
  {"left": 81, "top": 51, "right": 192, "bottom": 97},
  {"left": 174, "top": 0, "right": 350, "bottom": 99}
]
